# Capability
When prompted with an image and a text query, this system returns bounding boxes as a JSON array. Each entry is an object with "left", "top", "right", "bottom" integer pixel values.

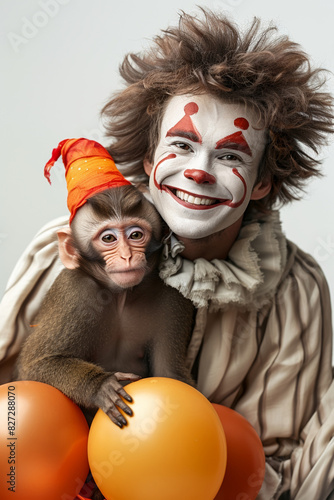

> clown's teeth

[{"left": 175, "top": 189, "right": 216, "bottom": 206}]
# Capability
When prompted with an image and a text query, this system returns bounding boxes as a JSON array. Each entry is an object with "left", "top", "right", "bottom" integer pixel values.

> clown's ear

[
  {"left": 250, "top": 177, "right": 272, "bottom": 201},
  {"left": 143, "top": 157, "right": 153, "bottom": 176},
  {"left": 57, "top": 227, "right": 80, "bottom": 270}
]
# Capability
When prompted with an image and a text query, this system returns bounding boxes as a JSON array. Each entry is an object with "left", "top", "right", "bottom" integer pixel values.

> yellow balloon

[{"left": 88, "top": 378, "right": 226, "bottom": 500}]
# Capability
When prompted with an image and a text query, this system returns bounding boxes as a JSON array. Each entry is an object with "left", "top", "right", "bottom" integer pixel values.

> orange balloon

[
  {"left": 0, "top": 381, "right": 90, "bottom": 500},
  {"left": 88, "top": 378, "right": 227, "bottom": 500},
  {"left": 212, "top": 404, "right": 265, "bottom": 500}
]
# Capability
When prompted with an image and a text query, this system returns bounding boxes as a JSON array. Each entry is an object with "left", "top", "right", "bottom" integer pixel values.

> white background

[{"left": 1, "top": 0, "right": 334, "bottom": 332}]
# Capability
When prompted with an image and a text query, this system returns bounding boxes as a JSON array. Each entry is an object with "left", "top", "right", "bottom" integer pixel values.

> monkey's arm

[
  {"left": 16, "top": 269, "right": 139, "bottom": 427},
  {"left": 151, "top": 284, "right": 196, "bottom": 386}
]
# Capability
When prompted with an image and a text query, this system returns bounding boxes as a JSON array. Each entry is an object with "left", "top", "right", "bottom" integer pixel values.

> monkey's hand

[{"left": 94, "top": 372, "right": 140, "bottom": 428}]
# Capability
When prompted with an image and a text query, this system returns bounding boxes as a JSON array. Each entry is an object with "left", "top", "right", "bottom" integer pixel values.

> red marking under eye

[
  {"left": 234, "top": 117, "right": 249, "bottom": 130},
  {"left": 154, "top": 154, "right": 176, "bottom": 190},
  {"left": 226, "top": 168, "right": 247, "bottom": 208},
  {"left": 215, "top": 131, "right": 252, "bottom": 157},
  {"left": 166, "top": 102, "right": 202, "bottom": 144}
]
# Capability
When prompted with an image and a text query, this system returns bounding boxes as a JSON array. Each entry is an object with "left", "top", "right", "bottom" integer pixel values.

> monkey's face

[
  {"left": 144, "top": 94, "right": 271, "bottom": 239},
  {"left": 65, "top": 203, "right": 155, "bottom": 289},
  {"left": 92, "top": 219, "right": 152, "bottom": 288}
]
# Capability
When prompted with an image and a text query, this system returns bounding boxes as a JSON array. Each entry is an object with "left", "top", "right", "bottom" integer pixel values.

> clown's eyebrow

[
  {"left": 166, "top": 129, "right": 201, "bottom": 143},
  {"left": 215, "top": 131, "right": 252, "bottom": 157}
]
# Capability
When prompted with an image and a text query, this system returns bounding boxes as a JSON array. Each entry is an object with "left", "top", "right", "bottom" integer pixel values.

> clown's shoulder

[
  {"left": 0, "top": 215, "right": 68, "bottom": 383},
  {"left": 159, "top": 208, "right": 332, "bottom": 313}
]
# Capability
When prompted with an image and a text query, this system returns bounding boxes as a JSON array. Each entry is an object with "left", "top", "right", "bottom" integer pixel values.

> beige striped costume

[{"left": 0, "top": 209, "right": 333, "bottom": 499}]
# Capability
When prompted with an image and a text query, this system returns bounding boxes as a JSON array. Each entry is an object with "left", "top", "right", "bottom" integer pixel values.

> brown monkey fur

[{"left": 16, "top": 185, "right": 195, "bottom": 433}]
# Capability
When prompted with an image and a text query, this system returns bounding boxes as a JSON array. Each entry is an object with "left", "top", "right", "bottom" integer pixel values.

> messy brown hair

[{"left": 101, "top": 8, "right": 334, "bottom": 210}]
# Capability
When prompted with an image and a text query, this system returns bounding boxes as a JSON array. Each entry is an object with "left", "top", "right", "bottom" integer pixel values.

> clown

[
  {"left": 1, "top": 8, "right": 334, "bottom": 500},
  {"left": 143, "top": 94, "right": 270, "bottom": 250}
]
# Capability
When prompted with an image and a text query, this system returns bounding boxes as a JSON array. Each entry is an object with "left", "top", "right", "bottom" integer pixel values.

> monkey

[{"left": 16, "top": 184, "right": 195, "bottom": 430}]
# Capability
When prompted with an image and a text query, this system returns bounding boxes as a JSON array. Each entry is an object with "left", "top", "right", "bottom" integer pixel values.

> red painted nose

[{"left": 184, "top": 169, "right": 216, "bottom": 185}]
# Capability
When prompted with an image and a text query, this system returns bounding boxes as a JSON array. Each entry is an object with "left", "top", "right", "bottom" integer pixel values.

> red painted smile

[{"left": 162, "top": 185, "right": 230, "bottom": 210}]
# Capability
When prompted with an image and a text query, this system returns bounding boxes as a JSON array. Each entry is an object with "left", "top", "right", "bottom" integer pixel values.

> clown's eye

[
  {"left": 218, "top": 153, "right": 241, "bottom": 162},
  {"left": 173, "top": 142, "right": 193, "bottom": 152}
]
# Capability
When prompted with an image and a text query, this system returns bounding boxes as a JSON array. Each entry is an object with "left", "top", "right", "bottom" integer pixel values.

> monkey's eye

[
  {"left": 130, "top": 231, "right": 143, "bottom": 240},
  {"left": 100, "top": 230, "right": 117, "bottom": 243},
  {"left": 129, "top": 230, "right": 144, "bottom": 240}
]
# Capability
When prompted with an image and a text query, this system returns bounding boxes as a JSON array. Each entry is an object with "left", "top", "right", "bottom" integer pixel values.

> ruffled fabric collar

[{"left": 159, "top": 210, "right": 287, "bottom": 311}]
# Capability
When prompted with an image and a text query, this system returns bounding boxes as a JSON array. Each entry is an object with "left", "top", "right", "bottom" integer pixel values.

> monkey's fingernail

[
  {"left": 124, "top": 407, "right": 133, "bottom": 416},
  {"left": 120, "top": 416, "right": 127, "bottom": 426},
  {"left": 124, "top": 395, "right": 132, "bottom": 402}
]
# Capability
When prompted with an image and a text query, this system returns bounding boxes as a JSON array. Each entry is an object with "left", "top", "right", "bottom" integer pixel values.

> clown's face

[{"left": 144, "top": 94, "right": 270, "bottom": 239}]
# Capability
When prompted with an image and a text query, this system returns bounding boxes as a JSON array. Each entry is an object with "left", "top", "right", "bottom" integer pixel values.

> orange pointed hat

[{"left": 44, "top": 138, "right": 131, "bottom": 223}]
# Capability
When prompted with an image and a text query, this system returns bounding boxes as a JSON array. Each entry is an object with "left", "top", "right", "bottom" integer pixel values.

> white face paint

[{"left": 146, "top": 94, "right": 268, "bottom": 239}]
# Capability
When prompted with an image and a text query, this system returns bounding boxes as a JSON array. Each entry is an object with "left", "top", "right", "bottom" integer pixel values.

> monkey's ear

[{"left": 57, "top": 228, "right": 80, "bottom": 269}]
